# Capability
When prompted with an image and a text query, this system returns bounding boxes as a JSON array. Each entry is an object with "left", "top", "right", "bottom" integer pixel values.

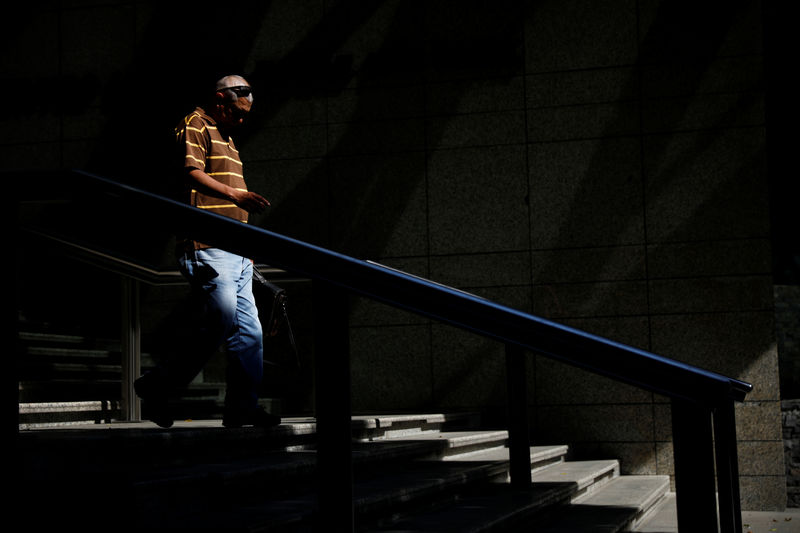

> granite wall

[
  {"left": 6, "top": 0, "right": 786, "bottom": 509},
  {"left": 777, "top": 286, "right": 800, "bottom": 507},
  {"left": 783, "top": 400, "right": 800, "bottom": 508}
]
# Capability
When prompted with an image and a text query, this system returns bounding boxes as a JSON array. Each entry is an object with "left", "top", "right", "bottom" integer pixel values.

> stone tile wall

[
  {"left": 776, "top": 286, "right": 800, "bottom": 399},
  {"left": 776, "top": 286, "right": 800, "bottom": 507},
  {"left": 783, "top": 400, "right": 800, "bottom": 508}
]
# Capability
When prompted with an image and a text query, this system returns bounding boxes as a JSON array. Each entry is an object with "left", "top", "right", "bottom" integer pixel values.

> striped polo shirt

[{"left": 175, "top": 107, "right": 249, "bottom": 250}]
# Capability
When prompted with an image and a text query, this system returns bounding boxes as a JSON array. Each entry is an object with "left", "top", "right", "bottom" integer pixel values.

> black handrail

[
  {"left": 19, "top": 169, "right": 751, "bottom": 532},
  {"left": 19, "top": 223, "right": 306, "bottom": 421},
  {"left": 22, "top": 226, "right": 302, "bottom": 287},
  {"left": 22, "top": 228, "right": 187, "bottom": 285},
  {"left": 62, "top": 169, "right": 750, "bottom": 406}
]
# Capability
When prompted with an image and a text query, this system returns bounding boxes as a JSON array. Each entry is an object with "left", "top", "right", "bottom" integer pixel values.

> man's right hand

[
  {"left": 232, "top": 189, "right": 270, "bottom": 214},
  {"left": 186, "top": 168, "right": 270, "bottom": 214}
]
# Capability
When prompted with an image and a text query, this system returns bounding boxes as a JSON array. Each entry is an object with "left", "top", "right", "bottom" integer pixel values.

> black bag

[{"left": 252, "top": 266, "right": 299, "bottom": 368}]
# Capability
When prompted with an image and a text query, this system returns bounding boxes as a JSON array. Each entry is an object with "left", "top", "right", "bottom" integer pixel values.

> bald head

[
  {"left": 216, "top": 75, "right": 247, "bottom": 90},
  {"left": 215, "top": 75, "right": 253, "bottom": 104},
  {"left": 208, "top": 74, "right": 253, "bottom": 132}
]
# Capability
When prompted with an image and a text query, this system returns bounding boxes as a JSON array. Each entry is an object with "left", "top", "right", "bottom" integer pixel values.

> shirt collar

[{"left": 195, "top": 106, "right": 216, "bottom": 125}]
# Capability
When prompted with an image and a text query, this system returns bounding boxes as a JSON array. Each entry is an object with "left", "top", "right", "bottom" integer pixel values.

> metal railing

[
  {"left": 17, "top": 170, "right": 752, "bottom": 532},
  {"left": 19, "top": 227, "right": 300, "bottom": 422}
]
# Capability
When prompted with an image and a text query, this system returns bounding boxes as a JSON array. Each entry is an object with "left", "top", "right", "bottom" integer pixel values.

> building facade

[{"left": 7, "top": 0, "right": 790, "bottom": 510}]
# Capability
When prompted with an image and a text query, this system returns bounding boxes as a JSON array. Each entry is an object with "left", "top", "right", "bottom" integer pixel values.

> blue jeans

[{"left": 152, "top": 248, "right": 264, "bottom": 413}]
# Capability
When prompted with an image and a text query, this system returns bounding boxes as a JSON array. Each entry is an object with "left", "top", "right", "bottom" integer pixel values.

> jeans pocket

[{"left": 181, "top": 251, "right": 220, "bottom": 290}]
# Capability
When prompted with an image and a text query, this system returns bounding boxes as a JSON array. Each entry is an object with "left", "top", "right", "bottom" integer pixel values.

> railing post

[
  {"left": 671, "top": 398, "right": 719, "bottom": 532},
  {"left": 714, "top": 400, "right": 743, "bottom": 533},
  {"left": 313, "top": 280, "right": 354, "bottom": 530},
  {"left": 505, "top": 344, "right": 531, "bottom": 487},
  {"left": 120, "top": 277, "right": 141, "bottom": 422}
]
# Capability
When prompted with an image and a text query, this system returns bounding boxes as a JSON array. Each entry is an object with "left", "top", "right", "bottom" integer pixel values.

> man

[{"left": 134, "top": 74, "right": 279, "bottom": 429}]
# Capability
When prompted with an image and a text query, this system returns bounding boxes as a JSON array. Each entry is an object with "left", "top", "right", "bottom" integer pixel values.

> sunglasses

[{"left": 221, "top": 85, "right": 252, "bottom": 98}]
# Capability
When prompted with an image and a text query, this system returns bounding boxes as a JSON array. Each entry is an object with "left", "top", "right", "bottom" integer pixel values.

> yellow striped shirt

[{"left": 175, "top": 107, "right": 249, "bottom": 250}]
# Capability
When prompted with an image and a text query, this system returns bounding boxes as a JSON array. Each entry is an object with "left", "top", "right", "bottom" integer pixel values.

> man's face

[{"left": 214, "top": 80, "right": 253, "bottom": 130}]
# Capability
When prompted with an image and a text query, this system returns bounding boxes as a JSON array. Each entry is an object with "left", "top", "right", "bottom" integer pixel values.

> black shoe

[
  {"left": 134, "top": 375, "right": 174, "bottom": 429},
  {"left": 223, "top": 407, "right": 281, "bottom": 429}
]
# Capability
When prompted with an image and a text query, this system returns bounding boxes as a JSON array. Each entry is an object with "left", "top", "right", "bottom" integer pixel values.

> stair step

[
  {"left": 18, "top": 415, "right": 670, "bottom": 532},
  {"left": 17, "top": 380, "right": 123, "bottom": 404},
  {"left": 371, "top": 429, "right": 509, "bottom": 459},
  {"left": 21, "top": 362, "right": 122, "bottom": 375},
  {"left": 223, "top": 446, "right": 576, "bottom": 531},
  {"left": 23, "top": 345, "right": 120, "bottom": 359},
  {"left": 17, "top": 414, "right": 482, "bottom": 469},
  {"left": 135, "top": 450, "right": 519, "bottom": 530},
  {"left": 574, "top": 474, "right": 669, "bottom": 508},
  {"left": 361, "top": 456, "right": 618, "bottom": 531},
  {"left": 19, "top": 331, "right": 83, "bottom": 342},
  {"left": 18, "top": 331, "right": 113, "bottom": 346},
  {"left": 127, "top": 430, "right": 506, "bottom": 498},
  {"left": 367, "top": 484, "right": 577, "bottom": 532},
  {"left": 17, "top": 325, "right": 277, "bottom": 424},
  {"left": 633, "top": 491, "right": 677, "bottom": 532},
  {"left": 441, "top": 444, "right": 567, "bottom": 464},
  {"left": 352, "top": 412, "right": 483, "bottom": 440},
  {"left": 533, "top": 475, "right": 672, "bottom": 532},
  {"left": 531, "top": 459, "right": 620, "bottom": 500},
  {"left": 378, "top": 473, "right": 668, "bottom": 533},
  {"left": 129, "top": 440, "right": 573, "bottom": 517},
  {"left": 134, "top": 460, "right": 652, "bottom": 532},
  {"left": 18, "top": 401, "right": 120, "bottom": 428}
]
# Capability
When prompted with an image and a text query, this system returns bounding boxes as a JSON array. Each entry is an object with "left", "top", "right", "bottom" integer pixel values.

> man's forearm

[
  {"left": 186, "top": 167, "right": 239, "bottom": 203},
  {"left": 185, "top": 167, "right": 269, "bottom": 213}
]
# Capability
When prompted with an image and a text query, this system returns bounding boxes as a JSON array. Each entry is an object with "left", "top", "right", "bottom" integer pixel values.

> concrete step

[
  {"left": 532, "top": 475, "right": 672, "bottom": 532},
  {"left": 132, "top": 441, "right": 571, "bottom": 531},
  {"left": 364, "top": 457, "right": 621, "bottom": 532},
  {"left": 17, "top": 413, "right": 484, "bottom": 470},
  {"left": 17, "top": 327, "right": 225, "bottom": 417},
  {"left": 352, "top": 412, "right": 483, "bottom": 441},
  {"left": 19, "top": 414, "right": 497, "bottom": 530},
  {"left": 18, "top": 415, "right": 671, "bottom": 532},
  {"left": 126, "top": 429, "right": 511, "bottom": 504},
  {"left": 23, "top": 347, "right": 120, "bottom": 363},
  {"left": 365, "top": 484, "right": 577, "bottom": 532},
  {"left": 20, "top": 362, "right": 122, "bottom": 379},
  {"left": 18, "top": 331, "right": 122, "bottom": 385},
  {"left": 18, "top": 419, "right": 317, "bottom": 477},
  {"left": 396, "top": 471, "right": 669, "bottom": 533},
  {"left": 17, "top": 376, "right": 228, "bottom": 423},
  {"left": 442, "top": 443, "right": 569, "bottom": 468},
  {"left": 146, "top": 455, "right": 664, "bottom": 533},
  {"left": 17, "top": 379, "right": 124, "bottom": 405},
  {"left": 18, "top": 330, "right": 118, "bottom": 348},
  {"left": 633, "top": 492, "right": 677, "bottom": 532},
  {"left": 531, "top": 458, "right": 620, "bottom": 501},
  {"left": 367, "top": 429, "right": 509, "bottom": 459},
  {"left": 18, "top": 401, "right": 121, "bottom": 428},
  {"left": 18, "top": 331, "right": 121, "bottom": 362}
]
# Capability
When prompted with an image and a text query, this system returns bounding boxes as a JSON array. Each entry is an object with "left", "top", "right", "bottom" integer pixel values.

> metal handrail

[
  {"left": 73, "top": 170, "right": 751, "bottom": 402},
  {"left": 19, "top": 225, "right": 305, "bottom": 421},
  {"left": 19, "top": 169, "right": 752, "bottom": 532},
  {"left": 22, "top": 227, "right": 300, "bottom": 286}
]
